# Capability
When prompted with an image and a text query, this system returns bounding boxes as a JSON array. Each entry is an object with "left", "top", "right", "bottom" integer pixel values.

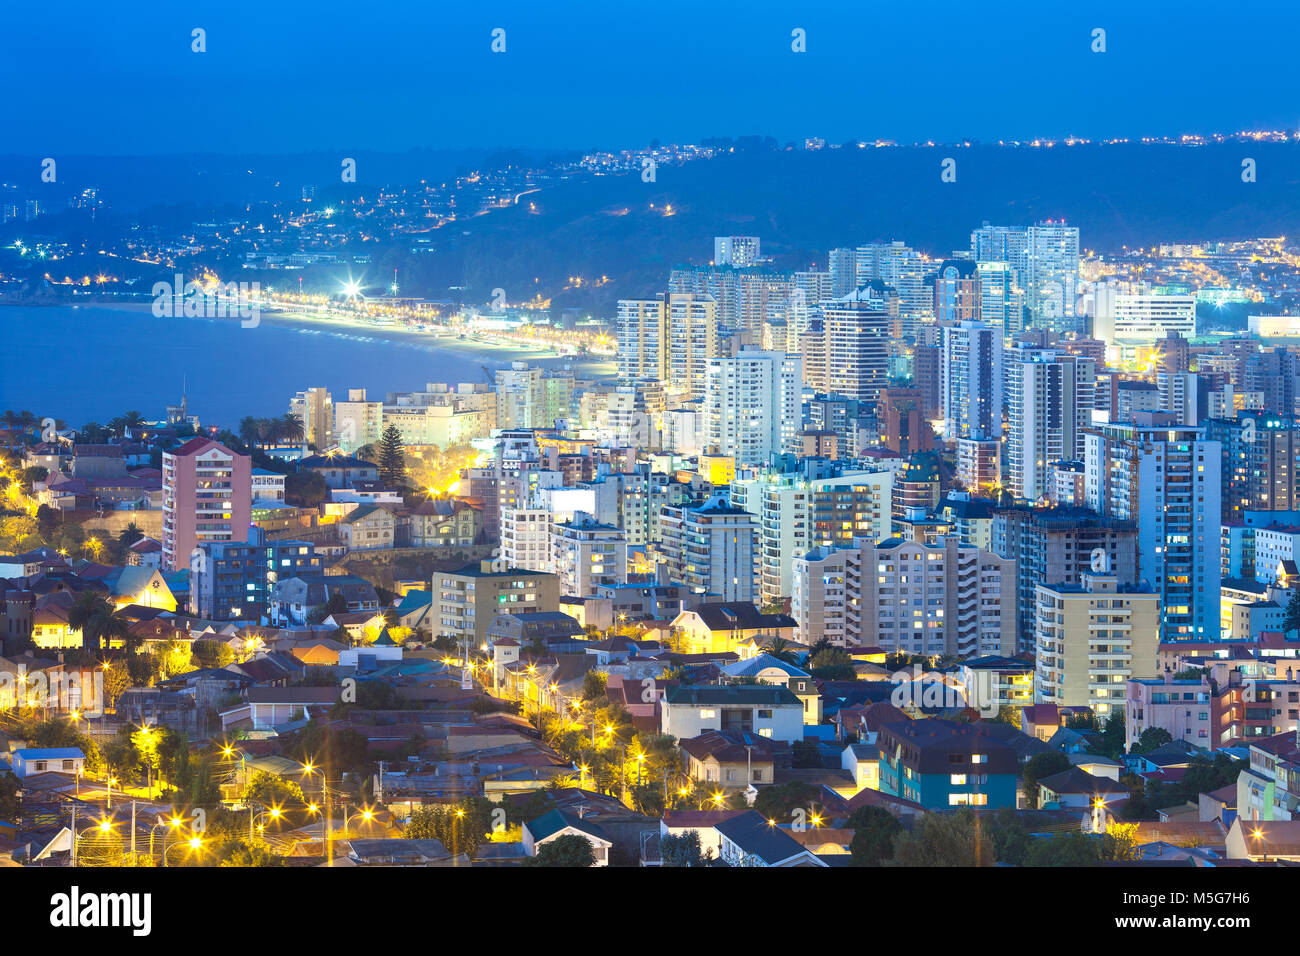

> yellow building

[
  {"left": 698, "top": 454, "right": 735, "bottom": 487},
  {"left": 1034, "top": 572, "right": 1159, "bottom": 715},
  {"left": 670, "top": 602, "right": 796, "bottom": 655}
]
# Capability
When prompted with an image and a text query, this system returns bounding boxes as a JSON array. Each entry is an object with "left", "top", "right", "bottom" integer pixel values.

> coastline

[{"left": 35, "top": 298, "right": 618, "bottom": 376}]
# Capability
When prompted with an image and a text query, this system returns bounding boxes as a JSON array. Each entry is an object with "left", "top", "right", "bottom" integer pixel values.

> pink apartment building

[{"left": 162, "top": 437, "right": 253, "bottom": 571}]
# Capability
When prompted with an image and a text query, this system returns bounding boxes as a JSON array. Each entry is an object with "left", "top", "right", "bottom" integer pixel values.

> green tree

[
  {"left": 887, "top": 809, "right": 994, "bottom": 867},
  {"left": 377, "top": 425, "right": 407, "bottom": 488},
  {"left": 1021, "top": 751, "right": 1071, "bottom": 809},
  {"left": 847, "top": 806, "right": 903, "bottom": 866},
  {"left": 67, "top": 591, "right": 132, "bottom": 652},
  {"left": 527, "top": 833, "right": 596, "bottom": 867},
  {"left": 660, "top": 831, "right": 709, "bottom": 866},
  {"left": 1132, "top": 727, "right": 1173, "bottom": 755},
  {"left": 285, "top": 469, "right": 329, "bottom": 508},
  {"left": 808, "top": 648, "right": 855, "bottom": 680},
  {"left": 1099, "top": 711, "right": 1127, "bottom": 760},
  {"left": 987, "top": 807, "right": 1031, "bottom": 866},
  {"left": 761, "top": 637, "right": 797, "bottom": 665},
  {"left": 1024, "top": 831, "right": 1102, "bottom": 866},
  {"left": 245, "top": 771, "right": 306, "bottom": 808},
  {"left": 1285, "top": 588, "right": 1300, "bottom": 634}
]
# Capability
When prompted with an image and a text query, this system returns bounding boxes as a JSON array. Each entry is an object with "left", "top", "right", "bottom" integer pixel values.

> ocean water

[{"left": 0, "top": 303, "right": 608, "bottom": 428}]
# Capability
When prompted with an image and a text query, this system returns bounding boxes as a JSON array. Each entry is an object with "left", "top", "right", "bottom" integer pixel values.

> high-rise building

[
  {"left": 941, "top": 321, "right": 1004, "bottom": 443},
  {"left": 976, "top": 261, "right": 1024, "bottom": 337},
  {"left": 551, "top": 512, "right": 627, "bottom": 597},
  {"left": 813, "top": 284, "right": 894, "bottom": 405},
  {"left": 827, "top": 248, "right": 859, "bottom": 298},
  {"left": 876, "top": 387, "right": 934, "bottom": 457},
  {"left": 971, "top": 223, "right": 1030, "bottom": 277},
  {"left": 956, "top": 439, "right": 1001, "bottom": 496},
  {"left": 1004, "top": 347, "right": 1096, "bottom": 501},
  {"left": 656, "top": 495, "right": 757, "bottom": 603},
  {"left": 1205, "top": 413, "right": 1300, "bottom": 522},
  {"left": 665, "top": 293, "right": 720, "bottom": 398},
  {"left": 1093, "top": 286, "right": 1197, "bottom": 347},
  {"left": 617, "top": 297, "right": 667, "bottom": 384},
  {"left": 495, "top": 363, "right": 573, "bottom": 430},
  {"left": 856, "top": 241, "right": 930, "bottom": 336},
  {"left": 162, "top": 437, "right": 253, "bottom": 572},
  {"left": 932, "top": 260, "right": 981, "bottom": 325},
  {"left": 992, "top": 504, "right": 1140, "bottom": 651},
  {"left": 190, "top": 527, "right": 322, "bottom": 620},
  {"left": 911, "top": 342, "right": 942, "bottom": 420},
  {"left": 791, "top": 536, "right": 1016, "bottom": 656},
  {"left": 333, "top": 388, "right": 383, "bottom": 452},
  {"left": 499, "top": 507, "right": 554, "bottom": 572},
  {"left": 703, "top": 351, "right": 802, "bottom": 466},
  {"left": 1025, "top": 221, "right": 1081, "bottom": 333},
  {"left": 289, "top": 387, "right": 333, "bottom": 449},
  {"left": 1084, "top": 419, "right": 1222, "bottom": 642},
  {"left": 732, "top": 468, "right": 892, "bottom": 603},
  {"left": 1033, "top": 568, "right": 1159, "bottom": 714},
  {"left": 714, "top": 236, "right": 761, "bottom": 268}
]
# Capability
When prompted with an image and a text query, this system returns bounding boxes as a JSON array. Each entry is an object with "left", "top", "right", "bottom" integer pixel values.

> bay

[{"left": 0, "top": 303, "right": 611, "bottom": 428}]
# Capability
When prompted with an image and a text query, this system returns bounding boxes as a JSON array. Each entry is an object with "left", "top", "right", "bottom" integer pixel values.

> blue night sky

[{"left": 5, "top": 0, "right": 1300, "bottom": 154}]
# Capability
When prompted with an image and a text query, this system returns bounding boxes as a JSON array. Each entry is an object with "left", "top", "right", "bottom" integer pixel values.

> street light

[
  {"left": 302, "top": 761, "right": 331, "bottom": 864},
  {"left": 71, "top": 817, "right": 120, "bottom": 867},
  {"left": 149, "top": 816, "right": 186, "bottom": 862},
  {"left": 164, "top": 835, "right": 204, "bottom": 867},
  {"left": 343, "top": 806, "right": 375, "bottom": 838},
  {"left": 249, "top": 805, "right": 283, "bottom": 842}
]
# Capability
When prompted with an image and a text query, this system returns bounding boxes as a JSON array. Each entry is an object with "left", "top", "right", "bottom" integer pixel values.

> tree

[
  {"left": 790, "top": 740, "right": 823, "bottom": 769},
  {"left": 987, "top": 807, "right": 1031, "bottom": 865},
  {"left": 191, "top": 639, "right": 235, "bottom": 669},
  {"left": 888, "top": 809, "right": 994, "bottom": 866},
  {"left": 245, "top": 771, "right": 306, "bottom": 808},
  {"left": 527, "top": 833, "right": 596, "bottom": 867},
  {"left": 117, "top": 523, "right": 144, "bottom": 549},
  {"left": 989, "top": 705, "right": 1021, "bottom": 729},
  {"left": 809, "top": 648, "right": 855, "bottom": 680},
  {"left": 377, "top": 425, "right": 407, "bottom": 488},
  {"left": 0, "top": 773, "right": 20, "bottom": 822},
  {"left": 580, "top": 670, "right": 608, "bottom": 702},
  {"left": 35, "top": 504, "right": 61, "bottom": 544},
  {"left": 1132, "top": 727, "right": 1173, "bottom": 755},
  {"left": 762, "top": 637, "right": 797, "bottom": 665},
  {"left": 1099, "top": 711, "right": 1127, "bottom": 760},
  {"left": 660, "top": 831, "right": 710, "bottom": 867},
  {"left": 1024, "top": 831, "right": 1102, "bottom": 866},
  {"left": 1065, "top": 710, "right": 1101, "bottom": 731},
  {"left": 68, "top": 591, "right": 132, "bottom": 652},
  {"left": 1022, "top": 751, "right": 1071, "bottom": 809},
  {"left": 285, "top": 469, "right": 328, "bottom": 508},
  {"left": 404, "top": 799, "right": 493, "bottom": 857},
  {"left": 1285, "top": 587, "right": 1300, "bottom": 635},
  {"left": 847, "top": 806, "right": 902, "bottom": 866}
]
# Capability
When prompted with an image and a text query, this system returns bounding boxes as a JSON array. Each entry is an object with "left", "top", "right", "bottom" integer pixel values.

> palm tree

[
  {"left": 762, "top": 636, "right": 798, "bottom": 665},
  {"left": 68, "top": 591, "right": 132, "bottom": 652},
  {"left": 278, "top": 414, "right": 305, "bottom": 443},
  {"left": 239, "top": 416, "right": 264, "bottom": 447}
]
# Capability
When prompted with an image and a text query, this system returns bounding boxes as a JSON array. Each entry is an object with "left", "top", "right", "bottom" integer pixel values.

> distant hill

[
  {"left": 7, "top": 142, "right": 1300, "bottom": 317},
  {"left": 430, "top": 142, "right": 1300, "bottom": 315}
]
